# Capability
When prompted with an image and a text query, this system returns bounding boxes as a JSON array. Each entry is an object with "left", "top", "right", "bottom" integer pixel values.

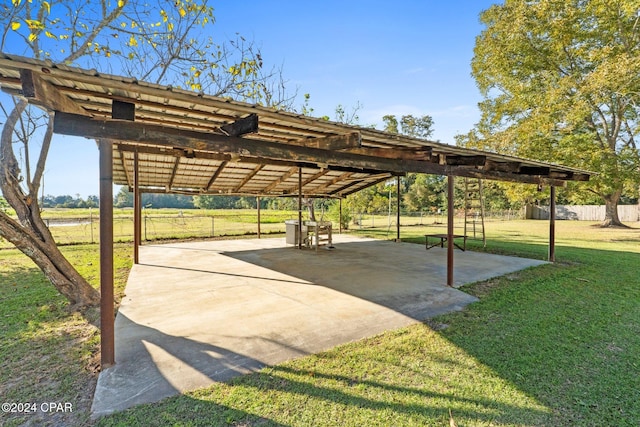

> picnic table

[{"left": 425, "top": 234, "right": 467, "bottom": 251}]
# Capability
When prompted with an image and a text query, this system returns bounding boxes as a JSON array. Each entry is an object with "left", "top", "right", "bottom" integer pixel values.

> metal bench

[{"left": 425, "top": 234, "right": 467, "bottom": 251}]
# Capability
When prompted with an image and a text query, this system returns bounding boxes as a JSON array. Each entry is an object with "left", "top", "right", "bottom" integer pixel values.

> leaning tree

[
  {"left": 469, "top": 0, "right": 640, "bottom": 227},
  {"left": 0, "top": 0, "right": 292, "bottom": 309}
]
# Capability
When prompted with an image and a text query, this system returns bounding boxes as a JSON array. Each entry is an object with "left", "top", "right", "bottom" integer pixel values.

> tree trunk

[
  {"left": 0, "top": 100, "right": 100, "bottom": 310},
  {"left": 601, "top": 190, "right": 626, "bottom": 228},
  {"left": 302, "top": 198, "right": 316, "bottom": 221},
  {"left": 0, "top": 212, "right": 101, "bottom": 308}
]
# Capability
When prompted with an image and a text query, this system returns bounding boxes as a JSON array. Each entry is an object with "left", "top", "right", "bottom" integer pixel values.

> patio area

[{"left": 91, "top": 235, "right": 546, "bottom": 417}]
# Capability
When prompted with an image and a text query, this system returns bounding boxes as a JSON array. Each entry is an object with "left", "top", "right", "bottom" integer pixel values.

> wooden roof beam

[
  {"left": 288, "top": 132, "right": 361, "bottom": 150},
  {"left": 451, "top": 167, "right": 567, "bottom": 187},
  {"left": 570, "top": 173, "right": 590, "bottom": 182},
  {"left": 342, "top": 146, "right": 432, "bottom": 160},
  {"left": 53, "top": 112, "right": 580, "bottom": 186},
  {"left": 112, "top": 100, "right": 135, "bottom": 121},
  {"left": 484, "top": 159, "right": 521, "bottom": 173},
  {"left": 518, "top": 166, "right": 550, "bottom": 176},
  {"left": 52, "top": 112, "right": 448, "bottom": 176},
  {"left": 19, "top": 69, "right": 87, "bottom": 115},
  {"left": 446, "top": 155, "right": 486, "bottom": 167},
  {"left": 549, "top": 170, "right": 590, "bottom": 181}
]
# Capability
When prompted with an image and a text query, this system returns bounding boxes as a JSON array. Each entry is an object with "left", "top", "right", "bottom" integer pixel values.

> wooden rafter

[
  {"left": 329, "top": 179, "right": 364, "bottom": 195},
  {"left": 113, "top": 143, "right": 386, "bottom": 175},
  {"left": 206, "top": 161, "right": 228, "bottom": 191},
  {"left": 234, "top": 164, "right": 264, "bottom": 192},
  {"left": 116, "top": 149, "right": 131, "bottom": 189},
  {"left": 168, "top": 157, "right": 181, "bottom": 190},
  {"left": 262, "top": 166, "right": 299, "bottom": 193},
  {"left": 311, "top": 172, "right": 354, "bottom": 194},
  {"left": 301, "top": 169, "right": 331, "bottom": 186},
  {"left": 340, "top": 175, "right": 393, "bottom": 197}
]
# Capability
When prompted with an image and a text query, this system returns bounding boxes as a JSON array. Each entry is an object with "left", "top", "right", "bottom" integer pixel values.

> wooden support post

[
  {"left": 396, "top": 175, "right": 401, "bottom": 242},
  {"left": 339, "top": 198, "right": 343, "bottom": 234},
  {"left": 549, "top": 185, "right": 556, "bottom": 262},
  {"left": 133, "top": 150, "right": 141, "bottom": 264},
  {"left": 447, "top": 175, "right": 455, "bottom": 287},
  {"left": 257, "top": 196, "right": 261, "bottom": 239},
  {"left": 298, "top": 168, "right": 302, "bottom": 249},
  {"left": 99, "top": 140, "right": 115, "bottom": 368}
]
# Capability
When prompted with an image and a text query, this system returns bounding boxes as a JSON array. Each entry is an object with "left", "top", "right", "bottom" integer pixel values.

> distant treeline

[
  {"left": 22, "top": 190, "right": 299, "bottom": 210},
  {"left": 40, "top": 194, "right": 100, "bottom": 208}
]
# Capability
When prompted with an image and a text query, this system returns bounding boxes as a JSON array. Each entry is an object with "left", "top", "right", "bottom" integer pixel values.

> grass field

[
  {"left": 1, "top": 219, "right": 640, "bottom": 426},
  {"left": 0, "top": 208, "right": 300, "bottom": 248},
  {"left": 0, "top": 208, "right": 459, "bottom": 248}
]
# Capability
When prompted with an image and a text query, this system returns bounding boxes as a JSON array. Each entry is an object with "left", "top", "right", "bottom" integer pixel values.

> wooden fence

[{"left": 526, "top": 204, "right": 640, "bottom": 221}]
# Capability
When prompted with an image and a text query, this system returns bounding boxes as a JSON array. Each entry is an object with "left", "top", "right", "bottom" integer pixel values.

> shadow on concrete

[
  {"left": 221, "top": 238, "right": 542, "bottom": 320},
  {"left": 92, "top": 236, "right": 546, "bottom": 417},
  {"left": 93, "top": 313, "right": 290, "bottom": 418},
  {"left": 138, "top": 262, "right": 312, "bottom": 286}
]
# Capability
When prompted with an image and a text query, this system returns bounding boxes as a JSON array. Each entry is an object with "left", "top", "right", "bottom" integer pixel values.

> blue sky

[{"left": 23, "top": 1, "right": 499, "bottom": 197}]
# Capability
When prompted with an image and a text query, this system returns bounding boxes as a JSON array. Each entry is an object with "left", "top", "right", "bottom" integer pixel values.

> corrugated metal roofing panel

[{"left": 0, "top": 54, "right": 593, "bottom": 198}]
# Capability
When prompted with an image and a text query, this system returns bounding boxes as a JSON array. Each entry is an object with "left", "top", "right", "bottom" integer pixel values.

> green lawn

[
  {"left": 0, "top": 244, "right": 132, "bottom": 427},
  {"left": 1, "top": 220, "right": 639, "bottom": 426}
]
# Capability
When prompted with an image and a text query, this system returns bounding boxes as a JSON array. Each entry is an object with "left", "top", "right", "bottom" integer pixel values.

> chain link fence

[
  {"left": 349, "top": 208, "right": 525, "bottom": 230},
  {"left": 0, "top": 208, "right": 526, "bottom": 249},
  {"left": 1, "top": 210, "right": 303, "bottom": 248}
]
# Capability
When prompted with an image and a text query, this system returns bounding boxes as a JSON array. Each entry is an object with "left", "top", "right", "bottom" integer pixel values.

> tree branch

[
  {"left": 30, "top": 111, "right": 54, "bottom": 197},
  {"left": 63, "top": 0, "right": 127, "bottom": 63}
]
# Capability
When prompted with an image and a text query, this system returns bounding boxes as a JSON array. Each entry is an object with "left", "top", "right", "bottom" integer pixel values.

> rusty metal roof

[{"left": 0, "top": 53, "right": 591, "bottom": 197}]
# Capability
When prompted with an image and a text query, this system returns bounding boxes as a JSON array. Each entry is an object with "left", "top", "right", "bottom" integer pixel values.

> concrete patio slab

[{"left": 91, "top": 235, "right": 546, "bottom": 417}]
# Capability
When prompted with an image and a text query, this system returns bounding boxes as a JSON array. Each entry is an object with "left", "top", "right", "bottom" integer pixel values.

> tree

[
  {"left": 114, "top": 187, "right": 134, "bottom": 208},
  {"left": 403, "top": 174, "right": 446, "bottom": 213},
  {"left": 194, "top": 195, "right": 241, "bottom": 209},
  {"left": 469, "top": 0, "right": 640, "bottom": 227},
  {"left": 381, "top": 113, "right": 440, "bottom": 212},
  {"left": 382, "top": 114, "right": 435, "bottom": 140},
  {"left": 0, "top": 0, "right": 292, "bottom": 309}
]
